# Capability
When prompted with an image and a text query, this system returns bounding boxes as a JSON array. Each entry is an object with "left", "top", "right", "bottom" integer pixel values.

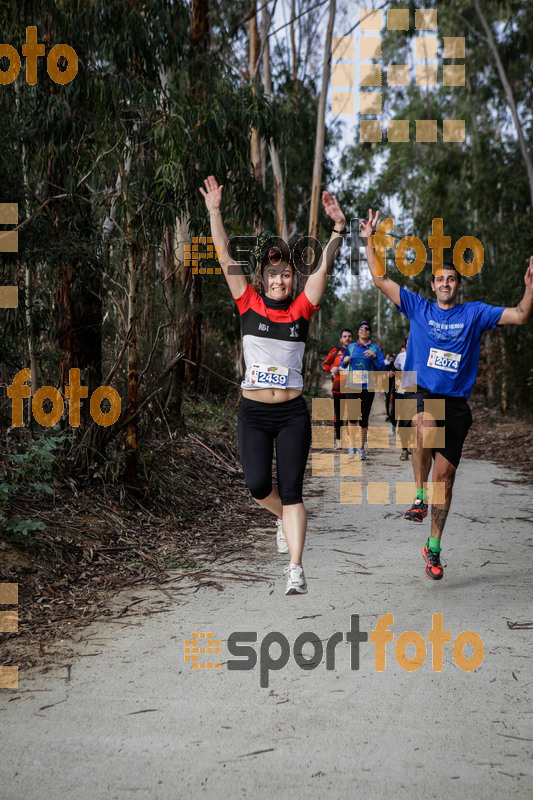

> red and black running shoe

[
  {"left": 422, "top": 541, "right": 445, "bottom": 580},
  {"left": 404, "top": 498, "right": 428, "bottom": 522}
]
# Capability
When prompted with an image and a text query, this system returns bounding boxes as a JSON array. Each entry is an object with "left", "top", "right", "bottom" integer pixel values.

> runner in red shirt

[{"left": 321, "top": 329, "right": 353, "bottom": 449}]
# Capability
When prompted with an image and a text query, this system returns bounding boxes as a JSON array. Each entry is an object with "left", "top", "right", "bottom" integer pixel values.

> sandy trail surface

[{"left": 1, "top": 403, "right": 532, "bottom": 799}]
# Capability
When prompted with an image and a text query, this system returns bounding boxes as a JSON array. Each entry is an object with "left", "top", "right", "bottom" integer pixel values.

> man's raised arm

[
  {"left": 360, "top": 209, "right": 401, "bottom": 308},
  {"left": 497, "top": 257, "right": 533, "bottom": 326}
]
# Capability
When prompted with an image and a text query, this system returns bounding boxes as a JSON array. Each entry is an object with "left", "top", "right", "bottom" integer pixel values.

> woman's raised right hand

[
  {"left": 359, "top": 209, "right": 380, "bottom": 240},
  {"left": 199, "top": 175, "right": 223, "bottom": 212}
]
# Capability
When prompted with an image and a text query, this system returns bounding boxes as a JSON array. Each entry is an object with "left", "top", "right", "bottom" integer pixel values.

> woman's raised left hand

[{"left": 322, "top": 191, "right": 345, "bottom": 229}]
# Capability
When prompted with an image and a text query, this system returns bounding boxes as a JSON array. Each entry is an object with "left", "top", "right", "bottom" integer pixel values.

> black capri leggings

[
  {"left": 348, "top": 389, "right": 374, "bottom": 428},
  {"left": 333, "top": 392, "right": 347, "bottom": 440},
  {"left": 238, "top": 395, "right": 311, "bottom": 506}
]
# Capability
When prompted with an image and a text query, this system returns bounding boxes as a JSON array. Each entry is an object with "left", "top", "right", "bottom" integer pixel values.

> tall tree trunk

[
  {"left": 161, "top": 216, "right": 191, "bottom": 415},
  {"left": 354, "top": 272, "right": 362, "bottom": 309},
  {"left": 308, "top": 0, "right": 336, "bottom": 241},
  {"left": 499, "top": 330, "right": 508, "bottom": 413},
  {"left": 190, "top": 0, "right": 210, "bottom": 55},
  {"left": 290, "top": 0, "right": 298, "bottom": 95},
  {"left": 262, "top": 2, "right": 288, "bottom": 241},
  {"left": 377, "top": 288, "right": 381, "bottom": 342},
  {"left": 21, "top": 154, "right": 38, "bottom": 426},
  {"left": 188, "top": 0, "right": 209, "bottom": 392},
  {"left": 472, "top": 0, "right": 533, "bottom": 209},
  {"left": 176, "top": 213, "right": 201, "bottom": 391},
  {"left": 53, "top": 193, "right": 103, "bottom": 430},
  {"left": 44, "top": 30, "right": 102, "bottom": 448},
  {"left": 14, "top": 83, "right": 38, "bottom": 427},
  {"left": 249, "top": 0, "right": 263, "bottom": 187},
  {"left": 124, "top": 213, "right": 139, "bottom": 485},
  {"left": 161, "top": 224, "right": 180, "bottom": 390},
  {"left": 161, "top": 0, "right": 209, "bottom": 419},
  {"left": 55, "top": 277, "right": 103, "bottom": 425},
  {"left": 485, "top": 332, "right": 495, "bottom": 404}
]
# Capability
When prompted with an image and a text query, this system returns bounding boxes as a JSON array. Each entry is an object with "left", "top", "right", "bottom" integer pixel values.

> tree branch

[{"left": 472, "top": 0, "right": 533, "bottom": 209}]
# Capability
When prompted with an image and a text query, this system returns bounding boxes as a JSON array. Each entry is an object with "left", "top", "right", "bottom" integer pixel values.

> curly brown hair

[{"left": 254, "top": 248, "right": 294, "bottom": 292}]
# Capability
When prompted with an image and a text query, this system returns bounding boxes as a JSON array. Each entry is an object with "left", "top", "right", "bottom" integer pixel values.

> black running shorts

[
  {"left": 238, "top": 395, "right": 311, "bottom": 505},
  {"left": 402, "top": 387, "right": 473, "bottom": 468}
]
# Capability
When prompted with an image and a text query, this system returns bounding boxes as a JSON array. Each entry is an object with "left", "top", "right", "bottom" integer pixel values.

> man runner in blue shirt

[{"left": 360, "top": 210, "right": 533, "bottom": 580}]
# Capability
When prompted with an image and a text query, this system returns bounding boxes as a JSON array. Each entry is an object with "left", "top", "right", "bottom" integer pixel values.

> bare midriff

[{"left": 242, "top": 387, "right": 302, "bottom": 404}]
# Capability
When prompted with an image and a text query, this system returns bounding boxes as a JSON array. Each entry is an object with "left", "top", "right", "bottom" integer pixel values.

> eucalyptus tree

[{"left": 338, "top": 0, "right": 533, "bottom": 409}]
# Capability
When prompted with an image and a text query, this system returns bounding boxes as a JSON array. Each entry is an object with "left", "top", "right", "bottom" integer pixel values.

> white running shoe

[
  {"left": 334, "top": 439, "right": 341, "bottom": 450},
  {"left": 357, "top": 447, "right": 367, "bottom": 461},
  {"left": 347, "top": 446, "right": 356, "bottom": 458},
  {"left": 276, "top": 518, "right": 289, "bottom": 554},
  {"left": 389, "top": 423, "right": 396, "bottom": 436},
  {"left": 284, "top": 563, "right": 308, "bottom": 595}
]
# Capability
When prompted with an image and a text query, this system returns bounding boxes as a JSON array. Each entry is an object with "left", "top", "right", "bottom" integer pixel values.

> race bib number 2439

[{"left": 250, "top": 363, "right": 289, "bottom": 387}]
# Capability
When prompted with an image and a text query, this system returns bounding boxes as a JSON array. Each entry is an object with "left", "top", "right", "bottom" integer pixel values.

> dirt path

[{"left": 1, "top": 402, "right": 532, "bottom": 799}]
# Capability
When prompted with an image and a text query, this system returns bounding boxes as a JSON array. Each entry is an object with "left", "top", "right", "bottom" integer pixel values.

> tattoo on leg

[
  {"left": 518, "top": 302, "right": 524, "bottom": 314},
  {"left": 432, "top": 506, "right": 449, "bottom": 534}
]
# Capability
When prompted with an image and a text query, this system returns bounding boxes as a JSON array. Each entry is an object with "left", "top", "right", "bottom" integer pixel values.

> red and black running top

[{"left": 234, "top": 284, "right": 319, "bottom": 391}]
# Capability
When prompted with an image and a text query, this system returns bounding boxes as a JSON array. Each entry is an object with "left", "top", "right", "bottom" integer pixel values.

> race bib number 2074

[{"left": 427, "top": 348, "right": 462, "bottom": 373}]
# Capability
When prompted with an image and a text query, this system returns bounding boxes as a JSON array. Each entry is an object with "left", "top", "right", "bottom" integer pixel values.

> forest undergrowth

[
  {"left": 0, "top": 396, "right": 267, "bottom": 668},
  {"left": 1, "top": 394, "right": 531, "bottom": 669}
]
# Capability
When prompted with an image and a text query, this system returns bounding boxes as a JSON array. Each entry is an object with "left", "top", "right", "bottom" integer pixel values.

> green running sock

[
  {"left": 416, "top": 488, "right": 426, "bottom": 502},
  {"left": 428, "top": 536, "right": 441, "bottom": 553}
]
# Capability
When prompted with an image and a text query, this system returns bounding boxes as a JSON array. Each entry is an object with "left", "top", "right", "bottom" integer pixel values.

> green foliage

[
  {"left": 339, "top": 0, "right": 533, "bottom": 408},
  {"left": 0, "top": 433, "right": 67, "bottom": 549},
  {"left": 2, "top": 0, "right": 531, "bottom": 527}
]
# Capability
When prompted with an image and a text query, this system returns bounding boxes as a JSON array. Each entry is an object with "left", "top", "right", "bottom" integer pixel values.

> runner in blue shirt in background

[
  {"left": 342, "top": 320, "right": 386, "bottom": 460},
  {"left": 360, "top": 209, "right": 533, "bottom": 580}
]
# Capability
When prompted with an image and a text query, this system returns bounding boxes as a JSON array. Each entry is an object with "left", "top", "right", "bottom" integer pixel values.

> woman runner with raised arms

[{"left": 200, "top": 175, "right": 346, "bottom": 595}]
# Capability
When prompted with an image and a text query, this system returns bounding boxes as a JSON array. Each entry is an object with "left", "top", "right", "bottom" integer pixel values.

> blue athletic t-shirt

[
  {"left": 344, "top": 340, "right": 386, "bottom": 390},
  {"left": 397, "top": 287, "right": 505, "bottom": 397}
]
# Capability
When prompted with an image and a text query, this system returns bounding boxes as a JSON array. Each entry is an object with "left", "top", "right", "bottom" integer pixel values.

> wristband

[{"left": 333, "top": 227, "right": 347, "bottom": 235}]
